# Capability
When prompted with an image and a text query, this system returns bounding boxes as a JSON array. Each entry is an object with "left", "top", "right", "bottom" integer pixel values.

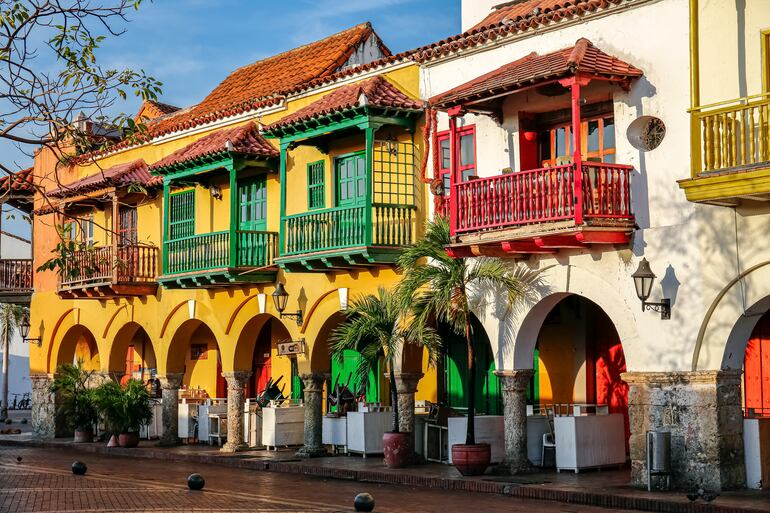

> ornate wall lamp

[
  {"left": 272, "top": 282, "right": 303, "bottom": 326},
  {"left": 631, "top": 258, "right": 671, "bottom": 320},
  {"left": 19, "top": 314, "right": 41, "bottom": 346}
]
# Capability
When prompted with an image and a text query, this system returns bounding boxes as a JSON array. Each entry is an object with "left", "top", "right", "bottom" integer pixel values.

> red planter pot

[
  {"left": 118, "top": 432, "right": 140, "bottom": 448},
  {"left": 451, "top": 443, "right": 491, "bottom": 476},
  {"left": 73, "top": 428, "right": 93, "bottom": 444},
  {"left": 382, "top": 431, "right": 411, "bottom": 468}
]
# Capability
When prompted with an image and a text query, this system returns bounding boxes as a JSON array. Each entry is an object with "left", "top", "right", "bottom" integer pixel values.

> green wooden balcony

[
  {"left": 159, "top": 230, "right": 278, "bottom": 288},
  {"left": 276, "top": 204, "right": 416, "bottom": 271}
]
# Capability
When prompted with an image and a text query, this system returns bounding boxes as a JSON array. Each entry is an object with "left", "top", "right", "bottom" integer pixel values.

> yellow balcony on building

[{"left": 679, "top": 92, "right": 770, "bottom": 205}]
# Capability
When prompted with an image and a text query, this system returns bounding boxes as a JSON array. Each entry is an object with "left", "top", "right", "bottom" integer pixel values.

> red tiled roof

[
  {"left": 268, "top": 76, "right": 423, "bottom": 132},
  {"left": 430, "top": 38, "right": 642, "bottom": 108},
  {"left": 48, "top": 160, "right": 160, "bottom": 198},
  {"left": 136, "top": 100, "right": 181, "bottom": 121},
  {"left": 150, "top": 122, "right": 278, "bottom": 173},
  {"left": 0, "top": 167, "right": 34, "bottom": 194}
]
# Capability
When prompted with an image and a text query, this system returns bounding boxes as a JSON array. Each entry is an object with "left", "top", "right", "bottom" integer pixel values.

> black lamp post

[
  {"left": 272, "top": 282, "right": 303, "bottom": 326},
  {"left": 631, "top": 258, "right": 671, "bottom": 320},
  {"left": 19, "top": 314, "right": 41, "bottom": 346}
]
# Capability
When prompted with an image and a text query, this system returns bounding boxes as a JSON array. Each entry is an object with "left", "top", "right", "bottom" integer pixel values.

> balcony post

[
  {"left": 365, "top": 126, "right": 375, "bottom": 246},
  {"left": 111, "top": 194, "right": 119, "bottom": 282},
  {"left": 162, "top": 180, "right": 170, "bottom": 274},
  {"left": 571, "top": 78, "right": 584, "bottom": 225},
  {"left": 278, "top": 142, "right": 289, "bottom": 257},
  {"left": 229, "top": 165, "right": 237, "bottom": 268},
  {"left": 448, "top": 110, "right": 460, "bottom": 235}
]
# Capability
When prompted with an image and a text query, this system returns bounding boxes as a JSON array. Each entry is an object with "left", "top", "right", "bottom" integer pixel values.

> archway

[
  {"left": 107, "top": 322, "right": 157, "bottom": 385},
  {"left": 438, "top": 314, "right": 499, "bottom": 415},
  {"left": 532, "top": 295, "right": 629, "bottom": 448},
  {"left": 743, "top": 310, "right": 770, "bottom": 417},
  {"left": 55, "top": 325, "right": 100, "bottom": 372},
  {"left": 166, "top": 320, "right": 225, "bottom": 399},
  {"left": 232, "top": 314, "right": 293, "bottom": 400}
]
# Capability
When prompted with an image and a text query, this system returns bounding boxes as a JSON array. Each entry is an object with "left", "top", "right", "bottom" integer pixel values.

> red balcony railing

[
  {"left": 451, "top": 162, "right": 633, "bottom": 235},
  {"left": 59, "top": 244, "right": 158, "bottom": 289},
  {"left": 0, "top": 259, "right": 32, "bottom": 292}
]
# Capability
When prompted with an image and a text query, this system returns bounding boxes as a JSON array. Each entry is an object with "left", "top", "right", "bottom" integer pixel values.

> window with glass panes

[
  {"left": 168, "top": 190, "right": 195, "bottom": 240},
  {"left": 539, "top": 114, "right": 616, "bottom": 166},
  {"left": 437, "top": 125, "right": 477, "bottom": 195},
  {"left": 307, "top": 161, "right": 325, "bottom": 210}
]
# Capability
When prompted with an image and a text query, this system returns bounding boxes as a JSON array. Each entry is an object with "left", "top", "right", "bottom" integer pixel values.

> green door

[
  {"left": 238, "top": 176, "right": 268, "bottom": 266},
  {"left": 335, "top": 153, "right": 367, "bottom": 207},
  {"left": 442, "top": 322, "right": 501, "bottom": 415},
  {"left": 331, "top": 349, "right": 380, "bottom": 409}
]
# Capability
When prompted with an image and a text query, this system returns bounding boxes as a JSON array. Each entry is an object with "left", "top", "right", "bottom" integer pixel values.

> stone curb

[{"left": 1, "top": 438, "right": 765, "bottom": 513}]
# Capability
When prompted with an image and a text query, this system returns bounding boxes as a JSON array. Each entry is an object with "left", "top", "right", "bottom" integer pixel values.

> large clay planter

[
  {"left": 452, "top": 443, "right": 491, "bottom": 476},
  {"left": 382, "top": 431, "right": 411, "bottom": 468},
  {"left": 73, "top": 427, "right": 94, "bottom": 443},
  {"left": 118, "top": 432, "right": 140, "bottom": 448}
]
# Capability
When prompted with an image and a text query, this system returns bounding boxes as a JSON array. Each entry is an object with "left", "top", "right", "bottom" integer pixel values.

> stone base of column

[
  {"left": 30, "top": 374, "right": 55, "bottom": 440},
  {"left": 624, "top": 370, "right": 745, "bottom": 492},
  {"left": 295, "top": 445, "right": 327, "bottom": 458},
  {"left": 221, "top": 442, "right": 249, "bottom": 453}
]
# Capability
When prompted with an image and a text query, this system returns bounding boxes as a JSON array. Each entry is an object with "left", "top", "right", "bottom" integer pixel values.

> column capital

[
  {"left": 494, "top": 369, "right": 534, "bottom": 392},
  {"left": 300, "top": 373, "right": 325, "bottom": 392},
  {"left": 392, "top": 372, "right": 423, "bottom": 394},
  {"left": 222, "top": 370, "right": 252, "bottom": 389},
  {"left": 158, "top": 373, "right": 185, "bottom": 390}
]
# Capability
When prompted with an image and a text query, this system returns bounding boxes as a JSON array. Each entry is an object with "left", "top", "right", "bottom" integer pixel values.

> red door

[
  {"left": 251, "top": 328, "right": 272, "bottom": 397},
  {"left": 215, "top": 352, "right": 226, "bottom": 398},
  {"left": 745, "top": 312, "right": 770, "bottom": 417}
]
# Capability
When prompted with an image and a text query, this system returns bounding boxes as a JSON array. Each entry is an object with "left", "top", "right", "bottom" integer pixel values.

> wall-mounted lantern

[
  {"left": 338, "top": 288, "right": 349, "bottom": 311},
  {"left": 631, "top": 258, "right": 671, "bottom": 320},
  {"left": 272, "top": 282, "right": 303, "bottom": 326},
  {"left": 208, "top": 184, "right": 222, "bottom": 200},
  {"left": 19, "top": 314, "right": 41, "bottom": 346}
]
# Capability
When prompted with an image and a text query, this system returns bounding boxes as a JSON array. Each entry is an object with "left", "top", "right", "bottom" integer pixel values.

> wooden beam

[
  {"left": 502, "top": 241, "right": 556, "bottom": 254},
  {"left": 534, "top": 235, "right": 586, "bottom": 249}
]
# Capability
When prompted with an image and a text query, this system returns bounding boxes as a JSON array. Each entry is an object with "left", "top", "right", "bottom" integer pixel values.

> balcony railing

[
  {"left": 59, "top": 244, "right": 158, "bottom": 289},
  {"left": 0, "top": 259, "right": 32, "bottom": 292},
  {"left": 282, "top": 204, "right": 416, "bottom": 256},
  {"left": 451, "top": 162, "right": 633, "bottom": 235},
  {"left": 692, "top": 92, "right": 770, "bottom": 174},
  {"left": 165, "top": 230, "right": 277, "bottom": 275}
]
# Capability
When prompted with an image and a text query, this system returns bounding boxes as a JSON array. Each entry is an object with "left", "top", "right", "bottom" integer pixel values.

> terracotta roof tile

[
  {"left": 48, "top": 160, "right": 160, "bottom": 198},
  {"left": 268, "top": 76, "right": 422, "bottom": 132},
  {"left": 136, "top": 100, "right": 181, "bottom": 121},
  {"left": 0, "top": 167, "right": 34, "bottom": 194},
  {"left": 150, "top": 122, "right": 278, "bottom": 173},
  {"left": 430, "top": 38, "right": 642, "bottom": 108}
]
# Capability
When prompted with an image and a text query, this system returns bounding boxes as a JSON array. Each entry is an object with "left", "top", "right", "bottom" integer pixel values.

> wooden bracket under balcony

[
  {"left": 58, "top": 282, "right": 158, "bottom": 300},
  {"left": 158, "top": 267, "right": 278, "bottom": 289}
]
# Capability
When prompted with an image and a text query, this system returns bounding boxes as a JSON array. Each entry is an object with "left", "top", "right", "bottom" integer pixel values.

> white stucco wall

[{"left": 422, "top": 0, "right": 770, "bottom": 373}]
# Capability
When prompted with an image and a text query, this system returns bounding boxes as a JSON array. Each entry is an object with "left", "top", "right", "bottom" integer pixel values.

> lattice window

[
  {"left": 307, "top": 161, "right": 325, "bottom": 210},
  {"left": 372, "top": 139, "right": 416, "bottom": 206},
  {"left": 169, "top": 189, "right": 195, "bottom": 240}
]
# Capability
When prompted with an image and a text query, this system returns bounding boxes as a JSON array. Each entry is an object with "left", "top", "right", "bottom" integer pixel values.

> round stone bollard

[
  {"left": 354, "top": 492, "right": 375, "bottom": 512},
  {"left": 71, "top": 461, "right": 87, "bottom": 475},
  {"left": 187, "top": 473, "right": 205, "bottom": 491}
]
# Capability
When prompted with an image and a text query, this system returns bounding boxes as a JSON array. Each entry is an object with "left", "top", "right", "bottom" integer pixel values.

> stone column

[
  {"left": 495, "top": 369, "right": 534, "bottom": 474},
  {"left": 624, "top": 370, "right": 744, "bottom": 492},
  {"left": 157, "top": 373, "right": 184, "bottom": 447},
  {"left": 221, "top": 371, "right": 252, "bottom": 453},
  {"left": 296, "top": 373, "right": 326, "bottom": 458},
  {"left": 392, "top": 372, "right": 423, "bottom": 461},
  {"left": 30, "top": 374, "right": 55, "bottom": 440}
]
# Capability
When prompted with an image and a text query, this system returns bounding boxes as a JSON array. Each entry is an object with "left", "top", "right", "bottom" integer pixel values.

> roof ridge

[{"left": 567, "top": 37, "right": 592, "bottom": 68}]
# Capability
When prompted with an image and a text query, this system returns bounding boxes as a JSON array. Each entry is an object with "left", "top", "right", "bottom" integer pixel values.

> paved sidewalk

[{"left": 2, "top": 435, "right": 769, "bottom": 513}]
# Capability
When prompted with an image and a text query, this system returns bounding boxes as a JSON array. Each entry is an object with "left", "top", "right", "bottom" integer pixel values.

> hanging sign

[{"left": 277, "top": 339, "right": 305, "bottom": 356}]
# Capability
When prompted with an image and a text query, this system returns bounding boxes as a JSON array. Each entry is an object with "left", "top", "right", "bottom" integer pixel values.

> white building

[{"left": 418, "top": 0, "right": 770, "bottom": 491}]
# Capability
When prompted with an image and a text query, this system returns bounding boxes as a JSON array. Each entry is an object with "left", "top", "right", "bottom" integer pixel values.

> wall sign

[{"left": 277, "top": 339, "right": 305, "bottom": 356}]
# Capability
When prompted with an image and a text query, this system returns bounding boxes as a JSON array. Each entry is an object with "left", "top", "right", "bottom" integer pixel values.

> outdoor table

[
  {"left": 322, "top": 414, "right": 348, "bottom": 453},
  {"left": 346, "top": 409, "right": 392, "bottom": 457},
  {"left": 744, "top": 417, "right": 770, "bottom": 489},
  {"left": 262, "top": 404, "right": 304, "bottom": 450},
  {"left": 198, "top": 399, "right": 227, "bottom": 444},
  {"left": 554, "top": 413, "right": 625, "bottom": 472}
]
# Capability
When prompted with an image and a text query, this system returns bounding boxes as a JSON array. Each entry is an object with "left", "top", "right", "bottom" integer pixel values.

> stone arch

[
  {"left": 51, "top": 324, "right": 100, "bottom": 373},
  {"left": 309, "top": 312, "right": 346, "bottom": 375},
  {"left": 230, "top": 314, "right": 293, "bottom": 397},
  {"left": 106, "top": 322, "right": 158, "bottom": 382},
  {"left": 165, "top": 319, "right": 224, "bottom": 398}
]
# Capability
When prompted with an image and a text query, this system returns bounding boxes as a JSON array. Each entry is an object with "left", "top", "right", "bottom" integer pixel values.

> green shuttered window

[
  {"left": 169, "top": 190, "right": 195, "bottom": 240},
  {"left": 307, "top": 160, "right": 325, "bottom": 210}
]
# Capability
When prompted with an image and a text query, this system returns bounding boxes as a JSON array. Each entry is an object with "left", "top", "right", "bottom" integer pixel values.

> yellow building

[{"left": 27, "top": 23, "right": 436, "bottom": 452}]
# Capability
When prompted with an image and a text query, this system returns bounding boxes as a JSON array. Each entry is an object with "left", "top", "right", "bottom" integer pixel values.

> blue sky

[{"left": 0, "top": 0, "right": 462, "bottom": 236}]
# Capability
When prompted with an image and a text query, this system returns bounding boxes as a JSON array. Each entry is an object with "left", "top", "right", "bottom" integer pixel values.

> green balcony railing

[
  {"left": 282, "top": 204, "right": 415, "bottom": 256},
  {"left": 165, "top": 230, "right": 277, "bottom": 275}
]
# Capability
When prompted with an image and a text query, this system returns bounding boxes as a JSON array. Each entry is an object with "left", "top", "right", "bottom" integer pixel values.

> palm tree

[
  {"left": 397, "top": 217, "right": 540, "bottom": 446},
  {"left": 0, "top": 304, "right": 29, "bottom": 422},
  {"left": 330, "top": 287, "right": 441, "bottom": 433}
]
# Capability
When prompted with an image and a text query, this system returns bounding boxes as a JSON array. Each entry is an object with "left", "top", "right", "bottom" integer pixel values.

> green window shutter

[
  {"left": 307, "top": 161, "right": 325, "bottom": 210},
  {"left": 168, "top": 190, "right": 195, "bottom": 240}
]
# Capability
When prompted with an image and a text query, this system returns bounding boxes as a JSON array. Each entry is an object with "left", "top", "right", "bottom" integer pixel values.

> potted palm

[
  {"left": 95, "top": 379, "right": 153, "bottom": 448},
  {"left": 49, "top": 362, "right": 99, "bottom": 443},
  {"left": 397, "top": 217, "right": 539, "bottom": 476},
  {"left": 331, "top": 287, "right": 441, "bottom": 468}
]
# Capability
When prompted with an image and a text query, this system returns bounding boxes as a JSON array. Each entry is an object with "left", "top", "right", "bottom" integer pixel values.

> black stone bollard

[
  {"left": 187, "top": 473, "right": 205, "bottom": 491},
  {"left": 354, "top": 492, "right": 375, "bottom": 512},
  {"left": 71, "top": 461, "right": 87, "bottom": 475}
]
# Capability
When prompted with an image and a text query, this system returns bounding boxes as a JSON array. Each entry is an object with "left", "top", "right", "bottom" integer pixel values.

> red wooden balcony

[
  {"left": 58, "top": 244, "right": 159, "bottom": 299},
  {"left": 447, "top": 162, "right": 634, "bottom": 256},
  {"left": 0, "top": 259, "right": 32, "bottom": 303}
]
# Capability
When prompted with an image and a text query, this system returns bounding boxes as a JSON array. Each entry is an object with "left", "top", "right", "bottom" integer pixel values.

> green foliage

[
  {"left": 94, "top": 379, "right": 154, "bottom": 435},
  {"left": 36, "top": 223, "right": 105, "bottom": 280},
  {"left": 49, "top": 362, "right": 99, "bottom": 431}
]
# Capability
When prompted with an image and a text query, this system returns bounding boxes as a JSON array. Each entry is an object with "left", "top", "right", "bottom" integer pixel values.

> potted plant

[
  {"left": 95, "top": 378, "right": 153, "bottom": 448},
  {"left": 397, "top": 217, "right": 540, "bottom": 476},
  {"left": 49, "top": 362, "right": 99, "bottom": 443},
  {"left": 331, "top": 287, "right": 441, "bottom": 468}
]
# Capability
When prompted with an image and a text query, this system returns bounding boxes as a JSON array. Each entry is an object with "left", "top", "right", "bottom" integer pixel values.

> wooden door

[
  {"left": 745, "top": 312, "right": 770, "bottom": 417},
  {"left": 335, "top": 153, "right": 367, "bottom": 207},
  {"left": 251, "top": 327, "right": 272, "bottom": 397}
]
